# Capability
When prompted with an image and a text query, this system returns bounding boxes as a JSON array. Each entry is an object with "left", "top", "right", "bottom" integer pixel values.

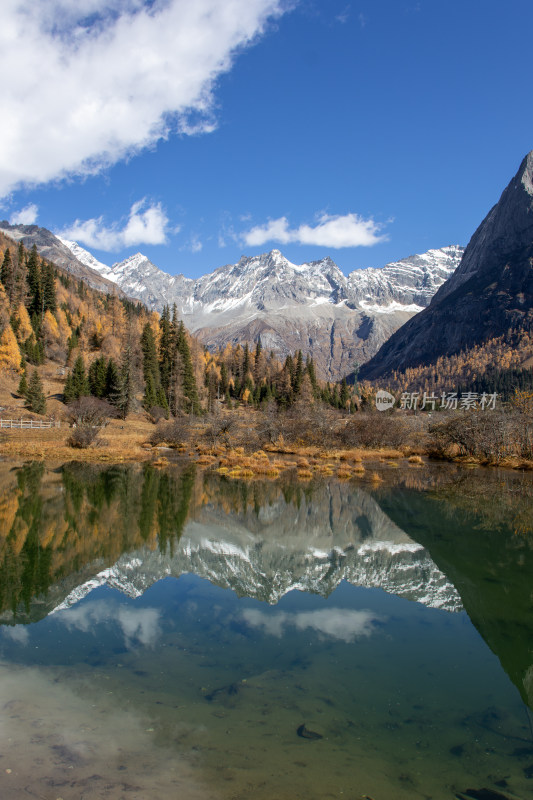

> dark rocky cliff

[{"left": 360, "top": 152, "right": 533, "bottom": 380}]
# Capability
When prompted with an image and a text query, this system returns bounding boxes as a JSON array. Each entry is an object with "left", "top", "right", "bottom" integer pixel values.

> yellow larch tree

[
  {"left": 12, "top": 303, "right": 33, "bottom": 342},
  {"left": 56, "top": 307, "right": 72, "bottom": 343},
  {"left": 0, "top": 324, "right": 22, "bottom": 374},
  {"left": 42, "top": 310, "right": 60, "bottom": 348}
]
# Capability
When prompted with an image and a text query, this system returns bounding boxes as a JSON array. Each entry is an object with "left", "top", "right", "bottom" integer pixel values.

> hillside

[
  {"left": 360, "top": 151, "right": 533, "bottom": 381},
  {"left": 63, "top": 243, "right": 464, "bottom": 381},
  {"left": 0, "top": 232, "right": 361, "bottom": 434},
  {"left": 2, "top": 220, "right": 463, "bottom": 380}
]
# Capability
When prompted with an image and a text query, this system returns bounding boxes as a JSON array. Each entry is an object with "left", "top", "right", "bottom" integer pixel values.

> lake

[{"left": 0, "top": 460, "right": 532, "bottom": 799}]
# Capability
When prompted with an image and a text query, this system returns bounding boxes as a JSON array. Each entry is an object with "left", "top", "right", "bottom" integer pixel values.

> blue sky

[{"left": 1, "top": 0, "right": 532, "bottom": 278}]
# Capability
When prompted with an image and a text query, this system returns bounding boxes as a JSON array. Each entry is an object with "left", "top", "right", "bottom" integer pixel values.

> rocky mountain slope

[
  {"left": 0, "top": 218, "right": 463, "bottom": 379},
  {"left": 0, "top": 221, "right": 125, "bottom": 295},
  {"left": 360, "top": 151, "right": 533, "bottom": 380},
  {"left": 64, "top": 240, "right": 464, "bottom": 380}
]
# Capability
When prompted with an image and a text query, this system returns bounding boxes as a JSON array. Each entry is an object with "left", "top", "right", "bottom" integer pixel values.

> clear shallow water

[{"left": 0, "top": 461, "right": 532, "bottom": 800}]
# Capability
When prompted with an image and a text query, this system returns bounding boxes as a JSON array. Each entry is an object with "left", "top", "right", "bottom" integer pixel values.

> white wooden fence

[{"left": 0, "top": 418, "right": 61, "bottom": 429}]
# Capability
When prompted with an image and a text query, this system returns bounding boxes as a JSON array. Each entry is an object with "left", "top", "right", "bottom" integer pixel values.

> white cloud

[
  {"left": 0, "top": 0, "right": 288, "bottom": 197},
  {"left": 187, "top": 234, "right": 203, "bottom": 253},
  {"left": 57, "top": 600, "right": 161, "bottom": 649},
  {"left": 60, "top": 198, "right": 171, "bottom": 250},
  {"left": 10, "top": 203, "right": 39, "bottom": 225},
  {"left": 241, "top": 607, "right": 383, "bottom": 643},
  {"left": 241, "top": 212, "right": 387, "bottom": 249},
  {"left": 3, "top": 625, "right": 30, "bottom": 645}
]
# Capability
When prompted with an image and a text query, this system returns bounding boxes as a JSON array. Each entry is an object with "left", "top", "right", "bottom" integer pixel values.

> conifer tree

[
  {"left": 141, "top": 322, "right": 162, "bottom": 408},
  {"left": 14, "top": 242, "right": 27, "bottom": 303},
  {"left": 155, "top": 387, "right": 169, "bottom": 415},
  {"left": 176, "top": 321, "right": 199, "bottom": 414},
  {"left": 115, "top": 345, "right": 135, "bottom": 419},
  {"left": 25, "top": 369, "right": 46, "bottom": 414},
  {"left": 292, "top": 350, "right": 303, "bottom": 395},
  {"left": 65, "top": 355, "right": 89, "bottom": 402},
  {"left": 254, "top": 337, "right": 262, "bottom": 363},
  {"left": 340, "top": 377, "right": 350, "bottom": 409},
  {"left": 88, "top": 356, "right": 108, "bottom": 397},
  {"left": 143, "top": 372, "right": 158, "bottom": 410},
  {"left": 1, "top": 249, "right": 14, "bottom": 302},
  {"left": 242, "top": 343, "right": 250, "bottom": 377},
  {"left": 105, "top": 359, "right": 121, "bottom": 404},
  {"left": 220, "top": 362, "right": 229, "bottom": 396},
  {"left": 26, "top": 245, "right": 42, "bottom": 316},
  {"left": 41, "top": 262, "right": 57, "bottom": 315},
  {"left": 306, "top": 356, "right": 318, "bottom": 396},
  {"left": 17, "top": 358, "right": 28, "bottom": 397},
  {"left": 159, "top": 306, "right": 173, "bottom": 398},
  {"left": 63, "top": 371, "right": 75, "bottom": 404}
]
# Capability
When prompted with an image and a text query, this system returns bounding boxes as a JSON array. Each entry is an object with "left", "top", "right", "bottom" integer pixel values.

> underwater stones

[{"left": 296, "top": 724, "right": 323, "bottom": 740}]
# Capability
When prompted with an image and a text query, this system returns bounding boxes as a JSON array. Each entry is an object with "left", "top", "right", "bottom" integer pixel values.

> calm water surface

[{"left": 0, "top": 460, "right": 532, "bottom": 800}]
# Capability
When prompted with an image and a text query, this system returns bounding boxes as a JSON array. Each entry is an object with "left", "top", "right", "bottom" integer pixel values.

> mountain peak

[
  {"left": 360, "top": 151, "right": 533, "bottom": 380},
  {"left": 519, "top": 150, "right": 533, "bottom": 195}
]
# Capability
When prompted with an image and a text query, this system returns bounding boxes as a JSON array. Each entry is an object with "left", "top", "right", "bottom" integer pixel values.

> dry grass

[{"left": 337, "top": 467, "right": 353, "bottom": 480}]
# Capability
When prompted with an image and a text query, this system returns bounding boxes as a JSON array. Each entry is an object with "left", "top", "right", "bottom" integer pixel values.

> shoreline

[{"left": 1, "top": 420, "right": 532, "bottom": 477}]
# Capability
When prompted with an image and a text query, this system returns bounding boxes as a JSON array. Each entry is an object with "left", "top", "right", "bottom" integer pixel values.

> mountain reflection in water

[
  {"left": 0, "top": 461, "right": 461, "bottom": 619},
  {"left": 0, "top": 461, "right": 532, "bottom": 800}
]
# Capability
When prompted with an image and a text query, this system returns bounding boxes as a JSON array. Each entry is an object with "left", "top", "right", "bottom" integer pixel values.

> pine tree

[
  {"left": 115, "top": 345, "right": 135, "bottom": 419},
  {"left": 220, "top": 362, "right": 229, "bottom": 395},
  {"left": 41, "top": 262, "right": 56, "bottom": 315},
  {"left": 306, "top": 356, "right": 319, "bottom": 397},
  {"left": 88, "top": 356, "right": 108, "bottom": 397},
  {"left": 13, "top": 242, "right": 27, "bottom": 306},
  {"left": 105, "top": 359, "right": 121, "bottom": 404},
  {"left": 155, "top": 387, "right": 169, "bottom": 416},
  {"left": 1, "top": 249, "right": 14, "bottom": 302},
  {"left": 63, "top": 371, "right": 75, "bottom": 404},
  {"left": 18, "top": 369, "right": 28, "bottom": 398},
  {"left": 141, "top": 322, "right": 162, "bottom": 408},
  {"left": 159, "top": 306, "right": 173, "bottom": 398},
  {"left": 292, "top": 350, "right": 303, "bottom": 396},
  {"left": 176, "top": 321, "right": 199, "bottom": 414},
  {"left": 66, "top": 355, "right": 89, "bottom": 401},
  {"left": 25, "top": 369, "right": 46, "bottom": 414},
  {"left": 242, "top": 343, "right": 250, "bottom": 377},
  {"left": 340, "top": 377, "right": 350, "bottom": 409},
  {"left": 143, "top": 372, "right": 158, "bottom": 410},
  {"left": 17, "top": 358, "right": 28, "bottom": 397},
  {"left": 26, "top": 245, "right": 42, "bottom": 317}
]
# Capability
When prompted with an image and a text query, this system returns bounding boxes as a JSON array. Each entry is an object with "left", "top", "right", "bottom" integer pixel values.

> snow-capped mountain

[
  {"left": 0, "top": 218, "right": 463, "bottom": 379},
  {"left": 62, "top": 241, "right": 464, "bottom": 379},
  {"left": 57, "top": 236, "right": 114, "bottom": 280},
  {"left": 0, "top": 221, "right": 124, "bottom": 295}
]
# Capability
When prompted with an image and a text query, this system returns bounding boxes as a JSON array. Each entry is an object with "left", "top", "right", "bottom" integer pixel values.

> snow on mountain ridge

[
  {"left": 56, "top": 237, "right": 116, "bottom": 281},
  {"left": 57, "top": 238, "right": 464, "bottom": 379}
]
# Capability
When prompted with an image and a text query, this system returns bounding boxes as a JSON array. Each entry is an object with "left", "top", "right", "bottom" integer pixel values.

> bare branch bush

[
  {"left": 428, "top": 411, "right": 524, "bottom": 462},
  {"left": 150, "top": 415, "right": 192, "bottom": 448},
  {"left": 338, "top": 411, "right": 423, "bottom": 450},
  {"left": 66, "top": 397, "right": 118, "bottom": 449},
  {"left": 203, "top": 411, "right": 238, "bottom": 448}
]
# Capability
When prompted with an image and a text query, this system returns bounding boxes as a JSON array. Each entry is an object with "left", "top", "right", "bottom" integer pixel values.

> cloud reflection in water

[
  {"left": 56, "top": 601, "right": 161, "bottom": 648},
  {"left": 241, "top": 607, "right": 384, "bottom": 643}
]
